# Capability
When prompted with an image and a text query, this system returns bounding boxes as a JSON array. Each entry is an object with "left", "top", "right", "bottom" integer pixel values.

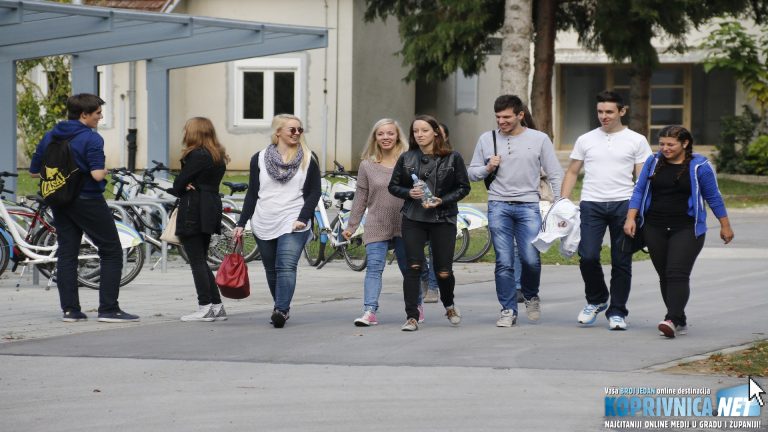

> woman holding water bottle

[{"left": 388, "top": 115, "right": 470, "bottom": 331}]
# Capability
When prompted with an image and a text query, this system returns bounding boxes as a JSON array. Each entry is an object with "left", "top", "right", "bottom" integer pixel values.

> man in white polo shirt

[{"left": 561, "top": 90, "right": 652, "bottom": 330}]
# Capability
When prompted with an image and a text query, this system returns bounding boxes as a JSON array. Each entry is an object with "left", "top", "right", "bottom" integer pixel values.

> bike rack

[{"left": 107, "top": 198, "right": 174, "bottom": 273}]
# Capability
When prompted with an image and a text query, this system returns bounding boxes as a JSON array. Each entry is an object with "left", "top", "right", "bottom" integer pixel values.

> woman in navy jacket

[{"left": 624, "top": 126, "right": 733, "bottom": 338}]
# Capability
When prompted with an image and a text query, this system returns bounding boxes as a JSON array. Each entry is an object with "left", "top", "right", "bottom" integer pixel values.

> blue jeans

[
  {"left": 578, "top": 200, "right": 633, "bottom": 318},
  {"left": 52, "top": 196, "right": 123, "bottom": 314},
  {"left": 488, "top": 201, "right": 542, "bottom": 313},
  {"left": 363, "top": 238, "right": 406, "bottom": 311},
  {"left": 420, "top": 242, "right": 438, "bottom": 292},
  {"left": 255, "top": 230, "right": 310, "bottom": 313}
]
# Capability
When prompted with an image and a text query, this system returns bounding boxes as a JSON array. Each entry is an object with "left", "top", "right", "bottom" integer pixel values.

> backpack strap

[{"left": 492, "top": 130, "right": 497, "bottom": 156}]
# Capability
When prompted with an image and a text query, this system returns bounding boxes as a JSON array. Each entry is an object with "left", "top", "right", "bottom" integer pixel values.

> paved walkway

[{"left": 1, "top": 209, "right": 766, "bottom": 431}]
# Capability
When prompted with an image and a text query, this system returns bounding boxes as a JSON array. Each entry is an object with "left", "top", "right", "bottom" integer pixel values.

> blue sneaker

[
  {"left": 97, "top": 310, "right": 140, "bottom": 323},
  {"left": 577, "top": 302, "right": 608, "bottom": 325},
  {"left": 62, "top": 310, "right": 88, "bottom": 322}
]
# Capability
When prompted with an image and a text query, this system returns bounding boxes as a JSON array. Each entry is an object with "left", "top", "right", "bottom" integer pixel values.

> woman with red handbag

[
  {"left": 167, "top": 117, "right": 229, "bottom": 322},
  {"left": 233, "top": 114, "right": 321, "bottom": 328}
]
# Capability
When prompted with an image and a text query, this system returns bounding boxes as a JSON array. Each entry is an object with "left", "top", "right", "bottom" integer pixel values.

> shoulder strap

[{"left": 492, "top": 130, "right": 497, "bottom": 156}]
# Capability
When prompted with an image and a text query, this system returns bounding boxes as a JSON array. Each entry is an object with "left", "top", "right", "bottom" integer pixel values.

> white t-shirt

[
  {"left": 570, "top": 127, "right": 652, "bottom": 202},
  {"left": 250, "top": 151, "right": 310, "bottom": 240}
]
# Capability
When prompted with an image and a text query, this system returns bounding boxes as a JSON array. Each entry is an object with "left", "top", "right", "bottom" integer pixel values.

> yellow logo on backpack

[{"left": 41, "top": 167, "right": 73, "bottom": 198}]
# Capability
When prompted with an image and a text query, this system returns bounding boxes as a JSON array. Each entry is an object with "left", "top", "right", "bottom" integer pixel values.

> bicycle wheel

[
  {"left": 77, "top": 242, "right": 146, "bottom": 290},
  {"left": 453, "top": 227, "right": 470, "bottom": 261},
  {"left": 30, "top": 226, "right": 63, "bottom": 281},
  {"left": 457, "top": 225, "right": 492, "bottom": 262},
  {"left": 221, "top": 210, "right": 259, "bottom": 262},
  {"left": 341, "top": 219, "right": 367, "bottom": 271},
  {"left": 0, "top": 228, "right": 9, "bottom": 277},
  {"left": 205, "top": 216, "right": 237, "bottom": 271},
  {"left": 303, "top": 215, "right": 325, "bottom": 266}
]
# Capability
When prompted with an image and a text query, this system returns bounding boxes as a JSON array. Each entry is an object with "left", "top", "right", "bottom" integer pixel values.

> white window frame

[
  {"left": 455, "top": 68, "right": 478, "bottom": 114},
  {"left": 230, "top": 56, "right": 305, "bottom": 129},
  {"left": 96, "top": 65, "right": 113, "bottom": 129}
]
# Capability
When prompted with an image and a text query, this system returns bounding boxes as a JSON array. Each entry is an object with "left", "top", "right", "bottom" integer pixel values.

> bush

[
  {"left": 746, "top": 135, "right": 768, "bottom": 175},
  {"left": 715, "top": 106, "right": 760, "bottom": 174}
]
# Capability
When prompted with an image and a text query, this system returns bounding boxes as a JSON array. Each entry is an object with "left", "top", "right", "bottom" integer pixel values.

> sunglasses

[{"left": 286, "top": 127, "right": 304, "bottom": 135}]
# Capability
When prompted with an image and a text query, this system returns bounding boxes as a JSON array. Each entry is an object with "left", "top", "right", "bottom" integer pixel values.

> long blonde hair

[
  {"left": 181, "top": 117, "right": 230, "bottom": 165},
  {"left": 271, "top": 114, "right": 310, "bottom": 170},
  {"left": 361, "top": 118, "right": 407, "bottom": 162}
]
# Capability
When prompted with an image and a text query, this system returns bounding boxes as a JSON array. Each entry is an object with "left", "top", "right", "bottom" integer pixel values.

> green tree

[
  {"left": 701, "top": 21, "right": 768, "bottom": 127},
  {"left": 16, "top": 56, "right": 71, "bottom": 159}
]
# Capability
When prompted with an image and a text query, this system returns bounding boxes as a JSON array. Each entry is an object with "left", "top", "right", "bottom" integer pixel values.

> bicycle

[
  {"left": 454, "top": 205, "right": 491, "bottom": 262},
  {"left": 303, "top": 161, "right": 367, "bottom": 271},
  {"left": 0, "top": 172, "right": 145, "bottom": 289}
]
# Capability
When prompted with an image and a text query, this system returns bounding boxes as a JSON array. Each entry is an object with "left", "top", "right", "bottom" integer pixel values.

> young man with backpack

[
  {"left": 29, "top": 93, "right": 139, "bottom": 323},
  {"left": 468, "top": 95, "right": 563, "bottom": 327}
]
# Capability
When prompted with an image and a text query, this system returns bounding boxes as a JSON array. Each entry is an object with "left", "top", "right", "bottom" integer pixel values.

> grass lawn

[{"left": 667, "top": 340, "right": 768, "bottom": 377}]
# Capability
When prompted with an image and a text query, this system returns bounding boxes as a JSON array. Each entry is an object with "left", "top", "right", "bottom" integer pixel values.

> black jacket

[
  {"left": 237, "top": 150, "right": 322, "bottom": 228},
  {"left": 168, "top": 148, "right": 226, "bottom": 236},
  {"left": 388, "top": 149, "right": 471, "bottom": 222}
]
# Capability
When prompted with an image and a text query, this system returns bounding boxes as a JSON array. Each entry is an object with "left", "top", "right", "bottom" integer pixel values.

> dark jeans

[
  {"left": 51, "top": 196, "right": 122, "bottom": 314},
  {"left": 401, "top": 217, "right": 456, "bottom": 320},
  {"left": 644, "top": 224, "right": 705, "bottom": 327},
  {"left": 578, "top": 200, "right": 633, "bottom": 318},
  {"left": 181, "top": 233, "right": 221, "bottom": 305}
]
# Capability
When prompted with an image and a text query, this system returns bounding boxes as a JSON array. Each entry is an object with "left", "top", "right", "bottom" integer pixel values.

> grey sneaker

[
  {"left": 211, "top": 303, "right": 227, "bottom": 321},
  {"left": 445, "top": 305, "right": 461, "bottom": 326},
  {"left": 424, "top": 289, "right": 439, "bottom": 303},
  {"left": 524, "top": 296, "right": 541, "bottom": 321},
  {"left": 496, "top": 309, "right": 517, "bottom": 327},
  {"left": 181, "top": 304, "right": 215, "bottom": 322},
  {"left": 675, "top": 324, "right": 688, "bottom": 335},
  {"left": 608, "top": 315, "right": 627, "bottom": 330},
  {"left": 401, "top": 318, "right": 418, "bottom": 331}
]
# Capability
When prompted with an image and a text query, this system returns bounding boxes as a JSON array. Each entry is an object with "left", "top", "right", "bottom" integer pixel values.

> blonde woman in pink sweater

[{"left": 343, "top": 119, "right": 410, "bottom": 326}]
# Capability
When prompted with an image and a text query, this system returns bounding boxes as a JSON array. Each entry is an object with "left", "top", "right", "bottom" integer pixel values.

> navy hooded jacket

[{"left": 29, "top": 120, "right": 106, "bottom": 198}]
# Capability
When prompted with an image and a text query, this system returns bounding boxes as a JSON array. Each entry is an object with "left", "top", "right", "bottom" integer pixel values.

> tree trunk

[
  {"left": 629, "top": 65, "right": 652, "bottom": 140},
  {"left": 499, "top": 0, "right": 533, "bottom": 102},
  {"left": 531, "top": 0, "right": 555, "bottom": 137}
]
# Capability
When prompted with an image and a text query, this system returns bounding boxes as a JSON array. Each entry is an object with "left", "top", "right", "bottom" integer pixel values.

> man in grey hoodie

[{"left": 468, "top": 95, "right": 563, "bottom": 327}]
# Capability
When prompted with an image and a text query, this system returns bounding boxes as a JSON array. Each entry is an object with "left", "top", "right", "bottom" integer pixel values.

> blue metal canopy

[{"left": 0, "top": 0, "right": 327, "bottom": 192}]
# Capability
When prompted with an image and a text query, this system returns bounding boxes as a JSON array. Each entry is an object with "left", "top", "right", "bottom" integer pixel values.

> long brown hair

[
  {"left": 181, "top": 117, "right": 230, "bottom": 165},
  {"left": 408, "top": 114, "right": 451, "bottom": 157}
]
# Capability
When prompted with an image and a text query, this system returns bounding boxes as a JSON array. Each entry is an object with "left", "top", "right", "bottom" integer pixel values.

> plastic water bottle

[{"left": 411, "top": 174, "right": 437, "bottom": 206}]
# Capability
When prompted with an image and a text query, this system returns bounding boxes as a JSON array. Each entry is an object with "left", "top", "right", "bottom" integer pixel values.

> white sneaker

[
  {"left": 211, "top": 303, "right": 227, "bottom": 321},
  {"left": 608, "top": 315, "right": 627, "bottom": 330},
  {"left": 496, "top": 309, "right": 517, "bottom": 327},
  {"left": 445, "top": 305, "right": 461, "bottom": 326},
  {"left": 524, "top": 296, "right": 541, "bottom": 321},
  {"left": 577, "top": 302, "right": 608, "bottom": 325},
  {"left": 181, "top": 304, "right": 215, "bottom": 322}
]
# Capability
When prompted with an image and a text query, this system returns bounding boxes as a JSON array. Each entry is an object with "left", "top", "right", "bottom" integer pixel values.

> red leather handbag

[{"left": 215, "top": 237, "right": 250, "bottom": 299}]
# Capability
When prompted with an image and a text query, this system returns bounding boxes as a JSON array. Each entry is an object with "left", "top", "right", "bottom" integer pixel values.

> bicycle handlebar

[{"left": 0, "top": 171, "right": 19, "bottom": 177}]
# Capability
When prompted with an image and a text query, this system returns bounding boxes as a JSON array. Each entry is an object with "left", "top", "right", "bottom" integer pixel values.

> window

[
  {"left": 231, "top": 57, "right": 304, "bottom": 128},
  {"left": 96, "top": 65, "right": 112, "bottom": 129},
  {"left": 455, "top": 69, "right": 478, "bottom": 113}
]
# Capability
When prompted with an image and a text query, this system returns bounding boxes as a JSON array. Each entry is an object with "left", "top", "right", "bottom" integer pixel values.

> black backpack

[{"left": 39, "top": 139, "right": 84, "bottom": 207}]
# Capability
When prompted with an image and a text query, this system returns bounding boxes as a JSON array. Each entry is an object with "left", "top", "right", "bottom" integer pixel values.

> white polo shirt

[{"left": 570, "top": 127, "right": 652, "bottom": 202}]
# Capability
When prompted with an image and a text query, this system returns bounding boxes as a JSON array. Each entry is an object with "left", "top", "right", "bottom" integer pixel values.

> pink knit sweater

[{"left": 346, "top": 160, "right": 404, "bottom": 245}]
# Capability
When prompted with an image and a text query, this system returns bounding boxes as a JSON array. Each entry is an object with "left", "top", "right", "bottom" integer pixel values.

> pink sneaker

[
  {"left": 418, "top": 304, "right": 425, "bottom": 323},
  {"left": 658, "top": 320, "right": 675, "bottom": 338},
  {"left": 354, "top": 310, "right": 378, "bottom": 327}
]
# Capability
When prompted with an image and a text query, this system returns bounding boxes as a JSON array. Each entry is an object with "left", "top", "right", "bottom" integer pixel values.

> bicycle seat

[
  {"left": 26, "top": 195, "right": 46, "bottom": 205},
  {"left": 334, "top": 191, "right": 355, "bottom": 201},
  {"left": 223, "top": 182, "right": 248, "bottom": 193}
]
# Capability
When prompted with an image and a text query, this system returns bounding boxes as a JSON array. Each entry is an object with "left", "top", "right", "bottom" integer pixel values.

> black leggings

[
  {"left": 181, "top": 233, "right": 222, "bottom": 305},
  {"left": 643, "top": 224, "right": 705, "bottom": 326},
  {"left": 401, "top": 217, "right": 457, "bottom": 320}
]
